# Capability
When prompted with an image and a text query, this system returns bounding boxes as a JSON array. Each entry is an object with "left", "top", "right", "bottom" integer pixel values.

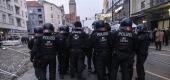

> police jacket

[
  {"left": 112, "top": 29, "right": 137, "bottom": 54},
  {"left": 57, "top": 33, "right": 69, "bottom": 53},
  {"left": 136, "top": 32, "right": 150, "bottom": 55},
  {"left": 32, "top": 33, "right": 59, "bottom": 57},
  {"left": 89, "top": 30, "right": 112, "bottom": 53},
  {"left": 67, "top": 27, "right": 88, "bottom": 50},
  {"left": 28, "top": 37, "right": 35, "bottom": 50}
]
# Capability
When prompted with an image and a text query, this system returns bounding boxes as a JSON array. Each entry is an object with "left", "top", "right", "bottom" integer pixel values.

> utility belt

[{"left": 93, "top": 49, "right": 111, "bottom": 56}]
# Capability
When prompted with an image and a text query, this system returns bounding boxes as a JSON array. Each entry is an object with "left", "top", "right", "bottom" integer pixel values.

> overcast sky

[{"left": 26, "top": 0, "right": 103, "bottom": 28}]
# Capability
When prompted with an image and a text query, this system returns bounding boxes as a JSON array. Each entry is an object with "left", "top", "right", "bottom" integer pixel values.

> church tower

[{"left": 69, "top": 0, "right": 77, "bottom": 16}]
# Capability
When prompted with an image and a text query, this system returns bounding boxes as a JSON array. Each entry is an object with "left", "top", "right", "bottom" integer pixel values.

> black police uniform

[
  {"left": 136, "top": 31, "right": 150, "bottom": 80},
  {"left": 90, "top": 30, "right": 112, "bottom": 80},
  {"left": 86, "top": 34, "right": 92, "bottom": 71},
  {"left": 111, "top": 18, "right": 137, "bottom": 80},
  {"left": 0, "top": 37, "right": 2, "bottom": 48},
  {"left": 28, "top": 27, "right": 43, "bottom": 70},
  {"left": 32, "top": 24, "right": 59, "bottom": 80},
  {"left": 111, "top": 30, "right": 137, "bottom": 80},
  {"left": 89, "top": 20, "right": 112, "bottom": 80},
  {"left": 67, "top": 27, "right": 88, "bottom": 79},
  {"left": 57, "top": 27, "right": 70, "bottom": 78}
]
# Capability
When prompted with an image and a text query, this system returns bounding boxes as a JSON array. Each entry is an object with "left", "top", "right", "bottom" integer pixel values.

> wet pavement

[
  {"left": 1, "top": 44, "right": 170, "bottom": 80},
  {"left": 0, "top": 45, "right": 30, "bottom": 80}
]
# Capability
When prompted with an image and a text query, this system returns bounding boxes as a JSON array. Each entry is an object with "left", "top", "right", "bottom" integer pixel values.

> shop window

[
  {"left": 164, "top": 20, "right": 169, "bottom": 29},
  {"left": 158, "top": 21, "right": 163, "bottom": 29}
]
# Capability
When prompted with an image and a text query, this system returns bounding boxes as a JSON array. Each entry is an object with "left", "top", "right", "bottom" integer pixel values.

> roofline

[{"left": 42, "top": 1, "right": 63, "bottom": 10}]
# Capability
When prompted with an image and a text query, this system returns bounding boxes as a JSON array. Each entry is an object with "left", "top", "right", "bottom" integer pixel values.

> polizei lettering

[
  {"left": 97, "top": 32, "right": 108, "bottom": 36},
  {"left": 43, "top": 36, "right": 55, "bottom": 40},
  {"left": 72, "top": 31, "right": 82, "bottom": 34},
  {"left": 118, "top": 32, "right": 132, "bottom": 37}
]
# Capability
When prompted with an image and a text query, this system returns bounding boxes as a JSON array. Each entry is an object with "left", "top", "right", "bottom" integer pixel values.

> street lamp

[
  {"left": 0, "top": 31, "right": 3, "bottom": 34},
  {"left": 112, "top": 0, "right": 113, "bottom": 22},
  {"left": 143, "top": 20, "right": 147, "bottom": 23}
]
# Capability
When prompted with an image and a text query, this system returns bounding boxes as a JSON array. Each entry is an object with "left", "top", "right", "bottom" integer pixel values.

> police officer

[
  {"left": 135, "top": 24, "right": 150, "bottom": 80},
  {"left": 67, "top": 21, "right": 88, "bottom": 80},
  {"left": 111, "top": 18, "right": 137, "bottom": 80},
  {"left": 89, "top": 20, "right": 112, "bottom": 80},
  {"left": 0, "top": 37, "right": 2, "bottom": 48},
  {"left": 32, "top": 23, "right": 59, "bottom": 80},
  {"left": 28, "top": 27, "right": 43, "bottom": 62},
  {"left": 57, "top": 26, "right": 70, "bottom": 79},
  {"left": 28, "top": 27, "right": 43, "bottom": 79}
]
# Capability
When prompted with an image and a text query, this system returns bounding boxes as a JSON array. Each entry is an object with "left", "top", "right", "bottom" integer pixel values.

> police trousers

[
  {"left": 58, "top": 51, "right": 69, "bottom": 75},
  {"left": 111, "top": 53, "right": 131, "bottom": 80},
  {"left": 70, "top": 49, "right": 85, "bottom": 77},
  {"left": 94, "top": 51, "right": 112, "bottom": 80},
  {"left": 33, "top": 56, "right": 56, "bottom": 80},
  {"left": 136, "top": 53, "right": 148, "bottom": 80}
]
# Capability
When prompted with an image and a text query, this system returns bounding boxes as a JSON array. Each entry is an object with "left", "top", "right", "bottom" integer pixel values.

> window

[
  {"left": 38, "top": 9, "right": 42, "bottom": 12},
  {"left": 21, "top": 1, "right": 22, "bottom": 6},
  {"left": 25, "top": 12, "right": 27, "bottom": 18},
  {"left": 39, "top": 20, "right": 43, "bottom": 25},
  {"left": 51, "top": 6, "right": 53, "bottom": 10},
  {"left": 141, "top": 1, "right": 145, "bottom": 9},
  {"left": 22, "top": 11, "right": 24, "bottom": 17},
  {"left": 2, "top": 14, "right": 6, "bottom": 23},
  {"left": 24, "top": 3, "right": 26, "bottom": 8},
  {"left": 38, "top": 14, "right": 42, "bottom": 19},
  {"left": 32, "top": 15, "right": 34, "bottom": 19},
  {"left": 51, "top": 14, "right": 53, "bottom": 18},
  {"left": 16, "top": 18, "right": 21, "bottom": 27},
  {"left": 58, "top": 15, "right": 60, "bottom": 18},
  {"left": 8, "top": 14, "right": 14, "bottom": 25}
]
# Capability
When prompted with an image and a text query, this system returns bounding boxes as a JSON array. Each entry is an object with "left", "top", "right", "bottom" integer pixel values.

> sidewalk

[{"left": 149, "top": 44, "right": 170, "bottom": 51}]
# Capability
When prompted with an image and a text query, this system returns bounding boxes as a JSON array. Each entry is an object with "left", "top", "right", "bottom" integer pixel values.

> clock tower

[{"left": 69, "top": 0, "right": 77, "bottom": 16}]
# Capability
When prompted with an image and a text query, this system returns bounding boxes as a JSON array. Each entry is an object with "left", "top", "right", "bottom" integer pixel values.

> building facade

[
  {"left": 103, "top": 0, "right": 130, "bottom": 23},
  {"left": 38, "top": 0, "right": 64, "bottom": 31},
  {"left": 27, "top": 1, "right": 45, "bottom": 34},
  {"left": 131, "top": 0, "right": 170, "bottom": 30},
  {"left": 103, "top": 0, "right": 109, "bottom": 13},
  {"left": 65, "top": 0, "right": 80, "bottom": 26},
  {"left": 0, "top": 0, "right": 28, "bottom": 37}
]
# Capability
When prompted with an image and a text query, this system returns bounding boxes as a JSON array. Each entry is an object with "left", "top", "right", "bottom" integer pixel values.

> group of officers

[{"left": 28, "top": 17, "right": 150, "bottom": 80}]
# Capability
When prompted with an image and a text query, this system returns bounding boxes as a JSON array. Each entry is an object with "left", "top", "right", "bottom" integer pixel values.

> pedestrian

[
  {"left": 155, "top": 29, "right": 164, "bottom": 50},
  {"left": 164, "top": 28, "right": 169, "bottom": 46},
  {"left": 111, "top": 18, "right": 137, "bottom": 80},
  {"left": 67, "top": 21, "right": 88, "bottom": 80},
  {"left": 32, "top": 23, "right": 60, "bottom": 80},
  {"left": 0, "top": 37, "right": 2, "bottom": 48},
  {"left": 89, "top": 20, "right": 112, "bottom": 80},
  {"left": 57, "top": 26, "right": 70, "bottom": 79},
  {"left": 135, "top": 24, "right": 150, "bottom": 80}
]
